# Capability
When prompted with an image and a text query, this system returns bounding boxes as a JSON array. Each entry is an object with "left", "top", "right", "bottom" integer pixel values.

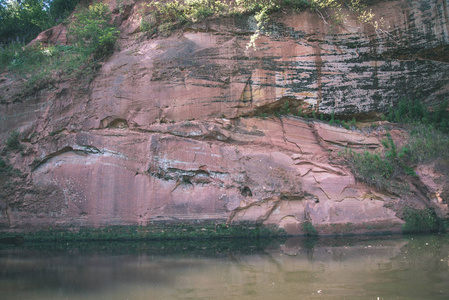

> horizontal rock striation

[
  {"left": 1, "top": 0, "right": 448, "bottom": 234},
  {"left": 4, "top": 116, "right": 441, "bottom": 234}
]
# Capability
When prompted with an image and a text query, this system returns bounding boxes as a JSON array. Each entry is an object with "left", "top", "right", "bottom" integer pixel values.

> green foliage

[
  {"left": 383, "top": 132, "right": 397, "bottom": 159},
  {"left": 402, "top": 207, "right": 443, "bottom": 233},
  {"left": 310, "top": 0, "right": 340, "bottom": 10},
  {"left": 349, "top": 117, "right": 356, "bottom": 127},
  {"left": 346, "top": 121, "right": 449, "bottom": 193},
  {"left": 0, "top": 42, "right": 94, "bottom": 98},
  {"left": 346, "top": 132, "right": 416, "bottom": 192},
  {"left": 0, "top": 158, "right": 9, "bottom": 171},
  {"left": 383, "top": 98, "right": 449, "bottom": 201},
  {"left": 0, "top": 42, "right": 53, "bottom": 76},
  {"left": 335, "top": 119, "right": 350, "bottom": 129},
  {"left": 385, "top": 99, "right": 449, "bottom": 203},
  {"left": 282, "top": 0, "right": 309, "bottom": 10},
  {"left": 0, "top": 158, "right": 20, "bottom": 176},
  {"left": 140, "top": 0, "right": 229, "bottom": 35},
  {"left": 329, "top": 110, "right": 335, "bottom": 125},
  {"left": 68, "top": 3, "right": 119, "bottom": 59},
  {"left": 282, "top": 100, "right": 291, "bottom": 115},
  {"left": 324, "top": 112, "right": 355, "bottom": 129},
  {"left": 0, "top": 0, "right": 79, "bottom": 44},
  {"left": 140, "top": 0, "right": 378, "bottom": 41},
  {"left": 310, "top": 0, "right": 360, "bottom": 26},
  {"left": 0, "top": 3, "right": 119, "bottom": 99},
  {"left": 388, "top": 97, "right": 449, "bottom": 133},
  {"left": 234, "top": 0, "right": 280, "bottom": 13},
  {"left": 48, "top": 0, "right": 79, "bottom": 23},
  {"left": 0, "top": 0, "right": 50, "bottom": 43},
  {"left": 348, "top": 150, "right": 396, "bottom": 190},
  {"left": 185, "top": 0, "right": 218, "bottom": 20},
  {"left": 5, "top": 131, "right": 21, "bottom": 151},
  {"left": 0, "top": 42, "right": 25, "bottom": 71},
  {"left": 302, "top": 221, "right": 318, "bottom": 236},
  {"left": 407, "top": 125, "right": 448, "bottom": 162}
]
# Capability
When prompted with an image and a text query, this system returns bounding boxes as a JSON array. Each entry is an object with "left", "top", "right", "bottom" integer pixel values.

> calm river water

[{"left": 1, "top": 234, "right": 448, "bottom": 300}]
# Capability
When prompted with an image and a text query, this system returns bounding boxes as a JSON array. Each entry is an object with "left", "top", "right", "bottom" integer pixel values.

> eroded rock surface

[
  {"left": 1, "top": 0, "right": 448, "bottom": 234},
  {"left": 2, "top": 116, "right": 428, "bottom": 234}
]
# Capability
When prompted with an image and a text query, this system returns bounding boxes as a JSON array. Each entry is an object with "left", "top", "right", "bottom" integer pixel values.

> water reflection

[{"left": 1, "top": 235, "right": 448, "bottom": 299}]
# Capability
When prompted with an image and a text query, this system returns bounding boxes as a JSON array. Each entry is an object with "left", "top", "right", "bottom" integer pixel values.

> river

[{"left": 1, "top": 234, "right": 448, "bottom": 299}]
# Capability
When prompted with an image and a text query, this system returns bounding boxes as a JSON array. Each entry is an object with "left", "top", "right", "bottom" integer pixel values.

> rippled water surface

[{"left": 1, "top": 235, "right": 448, "bottom": 299}]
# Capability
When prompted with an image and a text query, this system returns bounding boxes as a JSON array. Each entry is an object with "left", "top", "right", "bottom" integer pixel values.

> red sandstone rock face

[
  {"left": 1, "top": 0, "right": 448, "bottom": 233},
  {"left": 82, "top": 0, "right": 449, "bottom": 126},
  {"left": 2, "top": 116, "right": 414, "bottom": 234}
]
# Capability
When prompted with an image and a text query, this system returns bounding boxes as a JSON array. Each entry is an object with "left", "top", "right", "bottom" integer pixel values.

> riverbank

[
  {"left": 1, "top": 218, "right": 447, "bottom": 244},
  {"left": 0, "top": 222, "right": 287, "bottom": 243}
]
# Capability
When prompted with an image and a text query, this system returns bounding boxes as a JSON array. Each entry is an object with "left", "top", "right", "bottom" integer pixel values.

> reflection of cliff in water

[{"left": 1, "top": 235, "right": 449, "bottom": 299}]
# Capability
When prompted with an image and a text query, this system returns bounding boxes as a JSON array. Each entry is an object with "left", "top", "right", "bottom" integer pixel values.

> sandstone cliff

[{"left": 1, "top": 0, "right": 448, "bottom": 235}]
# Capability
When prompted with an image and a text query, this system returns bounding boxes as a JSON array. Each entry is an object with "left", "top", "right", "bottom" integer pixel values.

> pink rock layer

[{"left": 1, "top": 0, "right": 448, "bottom": 234}]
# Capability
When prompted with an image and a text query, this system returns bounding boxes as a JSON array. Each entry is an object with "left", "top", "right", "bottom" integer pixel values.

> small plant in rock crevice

[{"left": 5, "top": 131, "right": 22, "bottom": 152}]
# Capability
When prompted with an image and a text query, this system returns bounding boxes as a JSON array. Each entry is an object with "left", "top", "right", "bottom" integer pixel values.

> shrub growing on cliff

[
  {"left": 0, "top": 158, "right": 8, "bottom": 171},
  {"left": 140, "top": 0, "right": 230, "bottom": 36},
  {"left": 407, "top": 125, "right": 449, "bottom": 163},
  {"left": 388, "top": 97, "right": 449, "bottom": 133},
  {"left": 68, "top": 3, "right": 120, "bottom": 59},
  {"left": 5, "top": 131, "right": 22, "bottom": 151},
  {"left": 346, "top": 133, "right": 416, "bottom": 193},
  {"left": 402, "top": 207, "right": 443, "bottom": 233},
  {"left": 348, "top": 150, "right": 395, "bottom": 190}
]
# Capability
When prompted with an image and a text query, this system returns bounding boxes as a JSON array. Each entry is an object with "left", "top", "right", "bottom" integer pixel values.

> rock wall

[
  {"left": 1, "top": 0, "right": 448, "bottom": 234},
  {"left": 85, "top": 0, "right": 449, "bottom": 125},
  {"left": 3, "top": 117, "right": 410, "bottom": 234}
]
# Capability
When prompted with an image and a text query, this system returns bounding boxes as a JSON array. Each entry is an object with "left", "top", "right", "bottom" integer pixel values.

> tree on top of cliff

[{"left": 0, "top": 0, "right": 79, "bottom": 44}]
